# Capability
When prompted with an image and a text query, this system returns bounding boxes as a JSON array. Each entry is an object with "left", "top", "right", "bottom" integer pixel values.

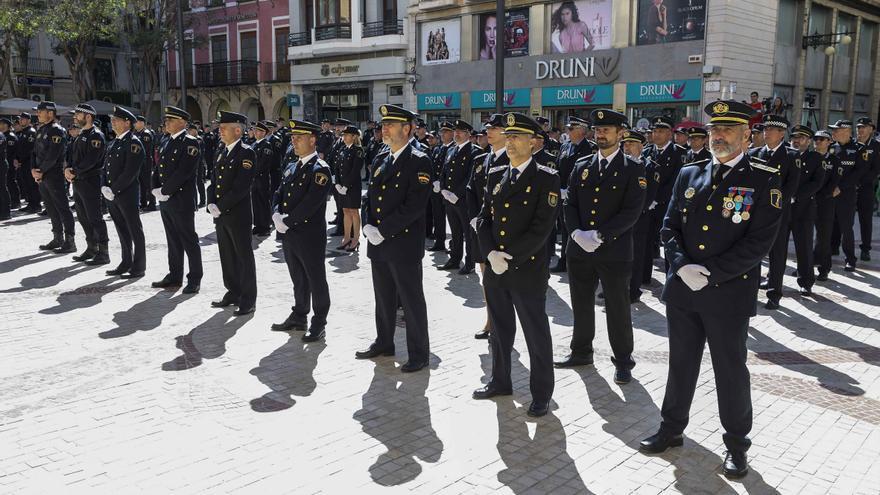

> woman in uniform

[{"left": 334, "top": 125, "right": 364, "bottom": 251}]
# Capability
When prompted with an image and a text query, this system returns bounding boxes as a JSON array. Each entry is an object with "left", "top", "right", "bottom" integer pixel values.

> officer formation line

[{"left": 2, "top": 98, "right": 879, "bottom": 481}]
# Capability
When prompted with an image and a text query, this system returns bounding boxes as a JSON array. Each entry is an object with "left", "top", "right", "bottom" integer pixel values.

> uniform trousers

[
  {"left": 814, "top": 196, "right": 836, "bottom": 275},
  {"left": 282, "top": 232, "right": 330, "bottom": 328},
  {"left": 790, "top": 202, "right": 816, "bottom": 290},
  {"left": 856, "top": 180, "right": 877, "bottom": 253},
  {"left": 215, "top": 206, "right": 257, "bottom": 308},
  {"left": 20, "top": 165, "right": 40, "bottom": 208},
  {"left": 0, "top": 161, "right": 9, "bottom": 218},
  {"left": 765, "top": 206, "right": 793, "bottom": 303},
  {"left": 139, "top": 161, "right": 155, "bottom": 208},
  {"left": 160, "top": 205, "right": 202, "bottom": 283},
  {"left": 429, "top": 192, "right": 446, "bottom": 244},
  {"left": 831, "top": 190, "right": 858, "bottom": 264},
  {"left": 39, "top": 170, "right": 74, "bottom": 235},
  {"left": 108, "top": 190, "right": 146, "bottom": 273},
  {"left": 371, "top": 260, "right": 429, "bottom": 363},
  {"left": 251, "top": 178, "right": 272, "bottom": 233},
  {"left": 73, "top": 175, "right": 108, "bottom": 245},
  {"left": 631, "top": 213, "right": 653, "bottom": 297},
  {"left": 444, "top": 200, "right": 473, "bottom": 265}
]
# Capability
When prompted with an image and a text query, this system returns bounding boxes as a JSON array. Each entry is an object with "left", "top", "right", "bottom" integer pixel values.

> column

[
  {"left": 845, "top": 17, "right": 862, "bottom": 119},
  {"left": 792, "top": 0, "right": 812, "bottom": 125},
  {"left": 819, "top": 8, "right": 838, "bottom": 126}
]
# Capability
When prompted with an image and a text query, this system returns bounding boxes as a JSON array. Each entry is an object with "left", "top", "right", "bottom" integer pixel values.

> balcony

[
  {"left": 363, "top": 19, "right": 404, "bottom": 38},
  {"left": 315, "top": 24, "right": 351, "bottom": 41},
  {"left": 12, "top": 57, "right": 55, "bottom": 77},
  {"left": 195, "top": 60, "right": 259, "bottom": 86},
  {"left": 288, "top": 19, "right": 406, "bottom": 59},
  {"left": 289, "top": 31, "right": 311, "bottom": 47}
]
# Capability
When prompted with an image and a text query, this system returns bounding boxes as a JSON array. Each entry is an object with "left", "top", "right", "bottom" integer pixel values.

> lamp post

[
  {"left": 176, "top": 0, "right": 187, "bottom": 108},
  {"left": 802, "top": 31, "right": 854, "bottom": 56},
  {"left": 494, "top": 0, "right": 504, "bottom": 114}
]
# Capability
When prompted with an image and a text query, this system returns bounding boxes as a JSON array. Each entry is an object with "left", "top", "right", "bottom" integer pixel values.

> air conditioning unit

[
  {"left": 688, "top": 54, "right": 704, "bottom": 64},
  {"left": 30, "top": 94, "right": 43, "bottom": 102}
]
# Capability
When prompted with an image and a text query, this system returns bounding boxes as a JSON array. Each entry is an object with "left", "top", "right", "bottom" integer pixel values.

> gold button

[
  {"left": 378, "top": 196, "right": 383, "bottom": 201},
  {"left": 501, "top": 217, "right": 507, "bottom": 222},
  {"left": 500, "top": 230, "right": 506, "bottom": 236},
  {"left": 712, "top": 185, "right": 717, "bottom": 190},
  {"left": 523, "top": 201, "right": 528, "bottom": 205},
  {"left": 743, "top": 274, "right": 748, "bottom": 279},
  {"left": 382, "top": 185, "right": 386, "bottom": 190},
  {"left": 219, "top": 175, "right": 223, "bottom": 179},
  {"left": 698, "top": 244, "right": 705, "bottom": 250},
  {"left": 593, "top": 199, "right": 598, "bottom": 203},
  {"left": 702, "top": 225, "right": 709, "bottom": 231},
  {"left": 589, "top": 221, "right": 595, "bottom": 226},
  {"left": 530, "top": 256, "right": 535, "bottom": 260},
  {"left": 595, "top": 187, "right": 600, "bottom": 192},
  {"left": 377, "top": 220, "right": 381, "bottom": 224},
  {"left": 405, "top": 228, "right": 409, "bottom": 233},
  {"left": 499, "top": 244, "right": 505, "bottom": 250},
  {"left": 706, "top": 205, "right": 713, "bottom": 211},
  {"left": 504, "top": 203, "right": 510, "bottom": 208},
  {"left": 591, "top": 210, "right": 596, "bottom": 214},
  {"left": 682, "top": 208, "right": 687, "bottom": 213},
  {"left": 376, "top": 208, "right": 381, "bottom": 212}
]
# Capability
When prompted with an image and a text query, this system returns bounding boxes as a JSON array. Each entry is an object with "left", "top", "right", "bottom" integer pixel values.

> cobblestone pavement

[{"left": 1, "top": 204, "right": 879, "bottom": 494}]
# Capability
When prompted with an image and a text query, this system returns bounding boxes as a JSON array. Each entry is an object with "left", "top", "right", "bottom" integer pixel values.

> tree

[
  {"left": 44, "top": 0, "right": 124, "bottom": 101},
  {"left": 0, "top": 0, "right": 45, "bottom": 98}
]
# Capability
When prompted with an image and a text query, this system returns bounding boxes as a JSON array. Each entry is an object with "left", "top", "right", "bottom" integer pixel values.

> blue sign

[
  {"left": 417, "top": 92, "right": 461, "bottom": 111},
  {"left": 626, "top": 79, "right": 701, "bottom": 104},
  {"left": 541, "top": 85, "right": 613, "bottom": 107},
  {"left": 286, "top": 94, "right": 301, "bottom": 107},
  {"left": 470, "top": 88, "right": 530, "bottom": 109}
]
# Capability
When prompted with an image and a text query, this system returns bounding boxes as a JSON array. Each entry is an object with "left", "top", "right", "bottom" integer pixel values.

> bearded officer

[
  {"left": 640, "top": 100, "right": 782, "bottom": 479},
  {"left": 207, "top": 111, "right": 258, "bottom": 316},
  {"left": 553, "top": 109, "right": 646, "bottom": 384},
  {"left": 623, "top": 129, "right": 660, "bottom": 302},
  {"left": 551, "top": 116, "right": 595, "bottom": 273},
  {"left": 787, "top": 124, "right": 825, "bottom": 295},
  {"left": 65, "top": 104, "right": 109, "bottom": 265},
  {"left": 32, "top": 101, "right": 76, "bottom": 252}
]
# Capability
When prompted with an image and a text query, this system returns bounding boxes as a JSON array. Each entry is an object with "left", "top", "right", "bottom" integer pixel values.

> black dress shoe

[
  {"left": 105, "top": 267, "right": 128, "bottom": 276},
  {"left": 400, "top": 360, "right": 427, "bottom": 373},
  {"left": 639, "top": 431, "right": 684, "bottom": 454},
  {"left": 799, "top": 287, "right": 812, "bottom": 297},
  {"left": 527, "top": 400, "right": 550, "bottom": 417},
  {"left": 355, "top": 345, "right": 395, "bottom": 359},
  {"left": 120, "top": 272, "right": 145, "bottom": 279},
  {"left": 302, "top": 327, "right": 325, "bottom": 342},
  {"left": 816, "top": 272, "right": 829, "bottom": 281},
  {"left": 472, "top": 384, "right": 512, "bottom": 399},
  {"left": 458, "top": 264, "right": 474, "bottom": 275},
  {"left": 844, "top": 262, "right": 856, "bottom": 272},
  {"left": 211, "top": 299, "right": 236, "bottom": 308},
  {"left": 614, "top": 368, "right": 632, "bottom": 384},
  {"left": 861, "top": 251, "right": 871, "bottom": 262},
  {"left": 233, "top": 306, "right": 255, "bottom": 316},
  {"left": 271, "top": 318, "right": 307, "bottom": 331},
  {"left": 554, "top": 354, "right": 594, "bottom": 368},
  {"left": 759, "top": 280, "right": 769, "bottom": 290},
  {"left": 181, "top": 283, "right": 200, "bottom": 294},
  {"left": 437, "top": 260, "right": 459, "bottom": 270},
  {"left": 764, "top": 299, "right": 780, "bottom": 310},
  {"left": 474, "top": 329, "right": 490, "bottom": 340},
  {"left": 152, "top": 278, "right": 182, "bottom": 288},
  {"left": 722, "top": 451, "right": 749, "bottom": 478}
]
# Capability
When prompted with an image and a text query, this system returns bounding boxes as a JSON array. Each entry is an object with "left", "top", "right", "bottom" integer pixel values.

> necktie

[
  {"left": 600, "top": 158, "right": 608, "bottom": 176},
  {"left": 510, "top": 168, "right": 520, "bottom": 183},
  {"left": 713, "top": 163, "right": 729, "bottom": 185}
]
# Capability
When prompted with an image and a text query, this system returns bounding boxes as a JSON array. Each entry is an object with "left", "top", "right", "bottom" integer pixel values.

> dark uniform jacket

[
  {"left": 69, "top": 126, "right": 106, "bottom": 180},
  {"left": 334, "top": 144, "right": 364, "bottom": 190},
  {"left": 364, "top": 144, "right": 433, "bottom": 264},
  {"left": 138, "top": 128, "right": 156, "bottom": 167},
  {"left": 104, "top": 132, "right": 144, "bottom": 196},
  {"left": 858, "top": 139, "right": 880, "bottom": 186},
  {"left": 316, "top": 130, "right": 334, "bottom": 157},
  {"left": 16, "top": 126, "right": 35, "bottom": 167},
  {"left": 207, "top": 140, "right": 257, "bottom": 216},
  {"left": 477, "top": 160, "right": 561, "bottom": 290},
  {"left": 253, "top": 139, "right": 276, "bottom": 188},
  {"left": 652, "top": 141, "right": 687, "bottom": 206},
  {"left": 558, "top": 139, "right": 595, "bottom": 187},
  {"left": 661, "top": 154, "right": 782, "bottom": 316},
  {"left": 156, "top": 132, "right": 200, "bottom": 211},
  {"left": 532, "top": 148, "right": 556, "bottom": 169},
  {"left": 816, "top": 151, "right": 842, "bottom": 200},
  {"left": 637, "top": 154, "right": 661, "bottom": 213},
  {"left": 748, "top": 144, "right": 800, "bottom": 204},
  {"left": 564, "top": 151, "right": 647, "bottom": 262},
  {"left": 792, "top": 149, "right": 825, "bottom": 212},
  {"left": 277, "top": 153, "right": 331, "bottom": 234},
  {"left": 33, "top": 122, "right": 67, "bottom": 174},
  {"left": 431, "top": 143, "right": 452, "bottom": 183},
  {"left": 686, "top": 147, "right": 711, "bottom": 164},
  {"left": 832, "top": 142, "right": 868, "bottom": 192},
  {"left": 4, "top": 131, "right": 16, "bottom": 161},
  {"left": 467, "top": 148, "right": 508, "bottom": 219},
  {"left": 441, "top": 142, "right": 476, "bottom": 202}
]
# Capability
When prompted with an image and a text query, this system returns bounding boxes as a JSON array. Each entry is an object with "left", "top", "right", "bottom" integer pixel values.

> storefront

[
  {"left": 626, "top": 79, "right": 703, "bottom": 128},
  {"left": 470, "top": 88, "right": 530, "bottom": 125},
  {"left": 541, "top": 84, "right": 614, "bottom": 129},
  {"left": 416, "top": 92, "right": 461, "bottom": 128}
]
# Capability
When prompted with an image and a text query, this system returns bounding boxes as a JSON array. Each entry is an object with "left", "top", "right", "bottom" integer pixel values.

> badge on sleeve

[
  {"left": 188, "top": 146, "right": 199, "bottom": 156},
  {"left": 51, "top": 136, "right": 61, "bottom": 144},
  {"left": 131, "top": 144, "right": 141, "bottom": 154},
  {"left": 91, "top": 139, "right": 102, "bottom": 148},
  {"left": 638, "top": 177, "right": 647, "bottom": 189},
  {"left": 417, "top": 172, "right": 430, "bottom": 184},
  {"left": 770, "top": 189, "right": 782, "bottom": 209},
  {"left": 242, "top": 159, "right": 253, "bottom": 170},
  {"left": 548, "top": 191, "right": 558, "bottom": 207},
  {"left": 315, "top": 173, "right": 329, "bottom": 185},
  {"left": 863, "top": 151, "right": 870, "bottom": 161}
]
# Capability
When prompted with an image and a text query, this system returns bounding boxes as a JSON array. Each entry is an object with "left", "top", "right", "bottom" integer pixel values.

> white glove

[
  {"left": 487, "top": 250, "right": 513, "bottom": 275},
  {"left": 151, "top": 187, "right": 170, "bottom": 202},
  {"left": 101, "top": 186, "right": 115, "bottom": 201},
  {"left": 560, "top": 188, "right": 568, "bottom": 201},
  {"left": 648, "top": 201, "right": 658, "bottom": 210},
  {"left": 677, "top": 264, "right": 711, "bottom": 291},
  {"left": 272, "top": 212, "right": 289, "bottom": 233},
  {"left": 207, "top": 203, "right": 221, "bottom": 218},
  {"left": 441, "top": 190, "right": 459, "bottom": 204},
  {"left": 432, "top": 181, "right": 441, "bottom": 193},
  {"left": 335, "top": 184, "right": 347, "bottom": 195},
  {"left": 572, "top": 229, "right": 601, "bottom": 253},
  {"left": 470, "top": 217, "right": 478, "bottom": 231},
  {"left": 363, "top": 224, "right": 385, "bottom": 245}
]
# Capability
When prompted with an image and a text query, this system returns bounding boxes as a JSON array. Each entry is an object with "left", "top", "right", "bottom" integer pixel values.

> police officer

[
  {"left": 787, "top": 125, "right": 825, "bottom": 295},
  {"left": 0, "top": 118, "right": 17, "bottom": 218},
  {"left": 65, "top": 104, "right": 109, "bottom": 265},
  {"left": 829, "top": 120, "right": 868, "bottom": 272},
  {"left": 356, "top": 104, "right": 433, "bottom": 373},
  {"left": 32, "top": 102, "right": 75, "bottom": 252},
  {"left": 150, "top": 106, "right": 203, "bottom": 294},
  {"left": 428, "top": 121, "right": 455, "bottom": 252},
  {"left": 647, "top": 116, "right": 687, "bottom": 268},
  {"left": 640, "top": 100, "right": 782, "bottom": 479},
  {"left": 536, "top": 116, "right": 560, "bottom": 156},
  {"left": 554, "top": 109, "right": 646, "bottom": 385},
  {"left": 102, "top": 107, "right": 147, "bottom": 278},
  {"left": 472, "top": 112, "right": 560, "bottom": 417},
  {"left": 623, "top": 129, "right": 660, "bottom": 302},
  {"left": 250, "top": 121, "right": 275, "bottom": 237},
  {"left": 15, "top": 112, "right": 40, "bottom": 213},
  {"left": 0, "top": 122, "right": 8, "bottom": 220},
  {"left": 207, "top": 111, "right": 258, "bottom": 315},
  {"left": 551, "top": 116, "right": 595, "bottom": 273},
  {"left": 316, "top": 119, "right": 334, "bottom": 160},
  {"left": 855, "top": 117, "right": 879, "bottom": 261},
  {"left": 750, "top": 114, "right": 800, "bottom": 309},
  {"left": 685, "top": 126, "right": 711, "bottom": 163},
  {"left": 750, "top": 124, "right": 765, "bottom": 149},
  {"left": 333, "top": 125, "right": 365, "bottom": 250},
  {"left": 673, "top": 126, "right": 690, "bottom": 151},
  {"left": 812, "top": 131, "right": 842, "bottom": 281},
  {"left": 270, "top": 119, "right": 332, "bottom": 342},
  {"left": 135, "top": 116, "right": 157, "bottom": 212},
  {"left": 439, "top": 119, "right": 477, "bottom": 274}
]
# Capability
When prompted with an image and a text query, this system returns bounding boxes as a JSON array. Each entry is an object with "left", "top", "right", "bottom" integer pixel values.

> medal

[
  {"left": 684, "top": 187, "right": 695, "bottom": 199},
  {"left": 741, "top": 211, "right": 750, "bottom": 221},
  {"left": 722, "top": 209, "right": 732, "bottom": 218},
  {"left": 723, "top": 199, "right": 735, "bottom": 210},
  {"left": 732, "top": 213, "right": 742, "bottom": 224}
]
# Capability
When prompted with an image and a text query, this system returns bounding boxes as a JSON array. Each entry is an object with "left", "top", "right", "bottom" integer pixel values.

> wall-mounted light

[{"left": 803, "top": 30, "right": 855, "bottom": 56}]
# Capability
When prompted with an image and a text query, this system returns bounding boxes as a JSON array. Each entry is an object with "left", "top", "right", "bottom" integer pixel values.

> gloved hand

[
  {"left": 363, "top": 224, "right": 385, "bottom": 245},
  {"left": 677, "top": 264, "right": 711, "bottom": 291},
  {"left": 441, "top": 190, "right": 459, "bottom": 204},
  {"left": 470, "top": 217, "right": 478, "bottom": 231},
  {"left": 335, "top": 184, "right": 347, "bottom": 195},
  {"left": 272, "top": 212, "right": 289, "bottom": 233},
  {"left": 648, "top": 201, "right": 658, "bottom": 210},
  {"left": 207, "top": 203, "right": 221, "bottom": 218},
  {"left": 101, "top": 186, "right": 115, "bottom": 201},
  {"left": 571, "top": 229, "right": 602, "bottom": 253},
  {"left": 151, "top": 188, "right": 170, "bottom": 202},
  {"left": 560, "top": 188, "right": 568, "bottom": 201},
  {"left": 432, "top": 181, "right": 441, "bottom": 193},
  {"left": 487, "top": 250, "right": 513, "bottom": 275}
]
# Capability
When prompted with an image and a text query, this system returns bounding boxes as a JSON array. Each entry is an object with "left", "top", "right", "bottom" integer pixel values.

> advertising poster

[
  {"left": 637, "top": 0, "right": 706, "bottom": 45},
  {"left": 478, "top": 8, "right": 530, "bottom": 60},
  {"left": 421, "top": 19, "right": 461, "bottom": 65},
  {"left": 550, "top": 0, "right": 613, "bottom": 53}
]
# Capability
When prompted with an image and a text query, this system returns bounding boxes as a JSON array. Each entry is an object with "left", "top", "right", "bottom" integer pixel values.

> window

[
  {"left": 94, "top": 59, "right": 115, "bottom": 91},
  {"left": 388, "top": 85, "right": 403, "bottom": 97},
  {"left": 836, "top": 13, "right": 856, "bottom": 58},
  {"left": 859, "top": 22, "right": 876, "bottom": 62},
  {"left": 275, "top": 27, "right": 289, "bottom": 62},
  {"left": 382, "top": 0, "right": 396, "bottom": 21},
  {"left": 316, "top": 0, "right": 350, "bottom": 27},
  {"left": 211, "top": 35, "right": 228, "bottom": 63},
  {"left": 808, "top": 4, "right": 830, "bottom": 34},
  {"left": 240, "top": 31, "right": 257, "bottom": 61},
  {"left": 775, "top": 0, "right": 798, "bottom": 47}
]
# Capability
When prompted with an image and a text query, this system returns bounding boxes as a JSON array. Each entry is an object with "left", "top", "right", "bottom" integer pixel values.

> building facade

[{"left": 167, "top": 0, "right": 292, "bottom": 124}]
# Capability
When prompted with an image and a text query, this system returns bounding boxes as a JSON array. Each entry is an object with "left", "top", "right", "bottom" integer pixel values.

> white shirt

[
  {"left": 493, "top": 147, "right": 507, "bottom": 159},
  {"left": 116, "top": 130, "right": 130, "bottom": 141},
  {"left": 298, "top": 151, "right": 317, "bottom": 167},
  {"left": 456, "top": 141, "right": 469, "bottom": 151},
  {"left": 225, "top": 138, "right": 241, "bottom": 154},
  {"left": 390, "top": 145, "right": 407, "bottom": 165},
  {"left": 598, "top": 146, "right": 620, "bottom": 165},
  {"left": 656, "top": 141, "right": 671, "bottom": 154},
  {"left": 510, "top": 158, "right": 532, "bottom": 178},
  {"left": 766, "top": 142, "right": 782, "bottom": 154},
  {"left": 171, "top": 129, "right": 186, "bottom": 140},
  {"left": 712, "top": 151, "right": 744, "bottom": 179}
]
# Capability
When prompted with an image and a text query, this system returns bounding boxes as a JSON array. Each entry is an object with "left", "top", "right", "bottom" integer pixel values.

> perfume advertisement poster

[
  {"left": 478, "top": 8, "right": 530, "bottom": 60},
  {"left": 637, "top": 0, "right": 706, "bottom": 45},
  {"left": 550, "top": 1, "right": 613, "bottom": 53}
]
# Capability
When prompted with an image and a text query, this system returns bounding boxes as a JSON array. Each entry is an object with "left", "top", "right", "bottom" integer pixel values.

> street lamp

[{"left": 803, "top": 30, "right": 854, "bottom": 56}]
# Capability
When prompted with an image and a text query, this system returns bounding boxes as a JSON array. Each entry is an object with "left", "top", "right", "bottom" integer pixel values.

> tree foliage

[{"left": 0, "top": 0, "right": 45, "bottom": 97}]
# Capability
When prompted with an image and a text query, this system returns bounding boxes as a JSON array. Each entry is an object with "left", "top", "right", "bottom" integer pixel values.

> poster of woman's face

[
  {"left": 421, "top": 19, "right": 461, "bottom": 65},
  {"left": 550, "top": 0, "right": 612, "bottom": 53},
  {"left": 479, "top": 9, "right": 530, "bottom": 60},
  {"left": 636, "top": 0, "right": 706, "bottom": 45}
]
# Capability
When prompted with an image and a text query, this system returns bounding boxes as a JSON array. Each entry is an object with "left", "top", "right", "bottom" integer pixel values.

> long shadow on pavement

[
  {"left": 99, "top": 289, "right": 197, "bottom": 339},
  {"left": 249, "top": 334, "right": 326, "bottom": 412},
  {"left": 39, "top": 277, "right": 137, "bottom": 315},
  {"left": 0, "top": 252, "right": 57, "bottom": 275},
  {"left": 0, "top": 263, "right": 95, "bottom": 293},
  {"left": 161, "top": 310, "right": 253, "bottom": 371}
]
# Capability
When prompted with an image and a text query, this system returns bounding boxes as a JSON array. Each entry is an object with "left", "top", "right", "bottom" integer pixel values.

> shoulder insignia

[
  {"left": 674, "top": 144, "right": 687, "bottom": 151},
  {"left": 684, "top": 158, "right": 711, "bottom": 168},
  {"left": 131, "top": 144, "right": 141, "bottom": 154},
  {"left": 489, "top": 165, "right": 507, "bottom": 174},
  {"left": 188, "top": 146, "right": 199, "bottom": 156},
  {"left": 770, "top": 188, "right": 782, "bottom": 209},
  {"left": 537, "top": 164, "right": 558, "bottom": 175},
  {"left": 548, "top": 191, "right": 559, "bottom": 207},
  {"left": 417, "top": 172, "right": 431, "bottom": 184},
  {"left": 316, "top": 158, "right": 329, "bottom": 168},
  {"left": 264, "top": 148, "right": 272, "bottom": 155},
  {"left": 143, "top": 135, "right": 151, "bottom": 142},
  {"left": 750, "top": 162, "right": 778, "bottom": 174},
  {"left": 242, "top": 159, "right": 253, "bottom": 170},
  {"left": 51, "top": 136, "right": 61, "bottom": 144},
  {"left": 91, "top": 139, "right": 102, "bottom": 149},
  {"left": 411, "top": 148, "right": 427, "bottom": 159},
  {"left": 315, "top": 172, "right": 329, "bottom": 186}
]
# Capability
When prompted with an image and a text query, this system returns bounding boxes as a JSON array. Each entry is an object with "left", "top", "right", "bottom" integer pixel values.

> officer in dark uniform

[
  {"left": 135, "top": 116, "right": 157, "bottom": 211},
  {"left": 647, "top": 116, "right": 687, "bottom": 268},
  {"left": 750, "top": 124, "right": 765, "bottom": 149},
  {"left": 270, "top": 119, "right": 332, "bottom": 341},
  {"left": 536, "top": 116, "right": 561, "bottom": 156},
  {"left": 428, "top": 121, "right": 454, "bottom": 252},
  {"left": 855, "top": 117, "right": 879, "bottom": 261},
  {"left": 150, "top": 106, "right": 203, "bottom": 294},
  {"left": 250, "top": 121, "right": 276, "bottom": 237},
  {"left": 0, "top": 122, "right": 7, "bottom": 220},
  {"left": 333, "top": 125, "right": 365, "bottom": 250},
  {"left": 32, "top": 101, "right": 75, "bottom": 252},
  {"left": 207, "top": 111, "right": 258, "bottom": 316},
  {"left": 472, "top": 112, "right": 560, "bottom": 417},
  {"left": 685, "top": 126, "right": 711, "bottom": 163},
  {"left": 828, "top": 120, "right": 868, "bottom": 272},
  {"left": 812, "top": 131, "right": 842, "bottom": 280},
  {"left": 640, "top": 100, "right": 782, "bottom": 479},
  {"left": 531, "top": 131, "right": 556, "bottom": 169},
  {"left": 784, "top": 124, "right": 825, "bottom": 295},
  {"left": 439, "top": 119, "right": 477, "bottom": 274},
  {"left": 264, "top": 120, "right": 285, "bottom": 196},
  {"left": 102, "top": 107, "right": 147, "bottom": 278},
  {"left": 550, "top": 116, "right": 595, "bottom": 273},
  {"left": 15, "top": 112, "right": 40, "bottom": 213},
  {"left": 554, "top": 109, "right": 646, "bottom": 385},
  {"left": 356, "top": 104, "right": 433, "bottom": 373},
  {"left": 673, "top": 126, "right": 691, "bottom": 151},
  {"left": 623, "top": 129, "right": 660, "bottom": 302},
  {"left": 316, "top": 119, "right": 334, "bottom": 159},
  {"left": 750, "top": 114, "right": 800, "bottom": 309},
  {"left": 65, "top": 103, "right": 109, "bottom": 265},
  {"left": 0, "top": 118, "right": 16, "bottom": 218}
]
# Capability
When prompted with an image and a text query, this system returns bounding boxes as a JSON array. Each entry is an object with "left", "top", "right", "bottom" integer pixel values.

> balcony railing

[
  {"left": 363, "top": 19, "right": 404, "bottom": 37},
  {"left": 12, "top": 57, "right": 55, "bottom": 77},
  {"left": 288, "top": 31, "right": 311, "bottom": 46},
  {"left": 195, "top": 60, "right": 259, "bottom": 86},
  {"left": 315, "top": 24, "right": 351, "bottom": 41}
]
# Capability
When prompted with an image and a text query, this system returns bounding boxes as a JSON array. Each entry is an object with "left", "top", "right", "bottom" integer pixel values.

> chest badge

[
  {"left": 548, "top": 192, "right": 558, "bottom": 207},
  {"left": 493, "top": 183, "right": 501, "bottom": 195},
  {"left": 684, "top": 187, "right": 695, "bottom": 199},
  {"left": 581, "top": 169, "right": 589, "bottom": 181}
]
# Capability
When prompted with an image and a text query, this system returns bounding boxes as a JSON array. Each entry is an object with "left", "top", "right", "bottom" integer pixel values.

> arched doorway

[
  {"left": 272, "top": 97, "right": 291, "bottom": 121},
  {"left": 184, "top": 95, "right": 202, "bottom": 124},
  {"left": 240, "top": 97, "right": 265, "bottom": 122},
  {"left": 208, "top": 99, "right": 231, "bottom": 122}
]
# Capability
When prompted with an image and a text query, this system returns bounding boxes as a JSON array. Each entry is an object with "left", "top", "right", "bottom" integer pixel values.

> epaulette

[
  {"left": 183, "top": 134, "right": 198, "bottom": 141},
  {"left": 411, "top": 147, "right": 427, "bottom": 158},
  {"left": 575, "top": 153, "right": 596, "bottom": 165},
  {"left": 537, "top": 164, "right": 558, "bottom": 175},
  {"left": 474, "top": 152, "right": 489, "bottom": 162},
  {"left": 315, "top": 158, "right": 329, "bottom": 169},
  {"left": 749, "top": 157, "right": 778, "bottom": 173},
  {"left": 674, "top": 144, "right": 688, "bottom": 151},
  {"left": 489, "top": 165, "right": 507, "bottom": 174},
  {"left": 683, "top": 158, "right": 711, "bottom": 168}
]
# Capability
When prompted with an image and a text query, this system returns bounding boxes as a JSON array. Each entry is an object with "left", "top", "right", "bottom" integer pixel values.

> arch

[
  {"left": 272, "top": 97, "right": 291, "bottom": 121},
  {"left": 184, "top": 95, "right": 202, "bottom": 124},
  {"left": 240, "top": 97, "right": 265, "bottom": 122},
  {"left": 208, "top": 98, "right": 231, "bottom": 122}
]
